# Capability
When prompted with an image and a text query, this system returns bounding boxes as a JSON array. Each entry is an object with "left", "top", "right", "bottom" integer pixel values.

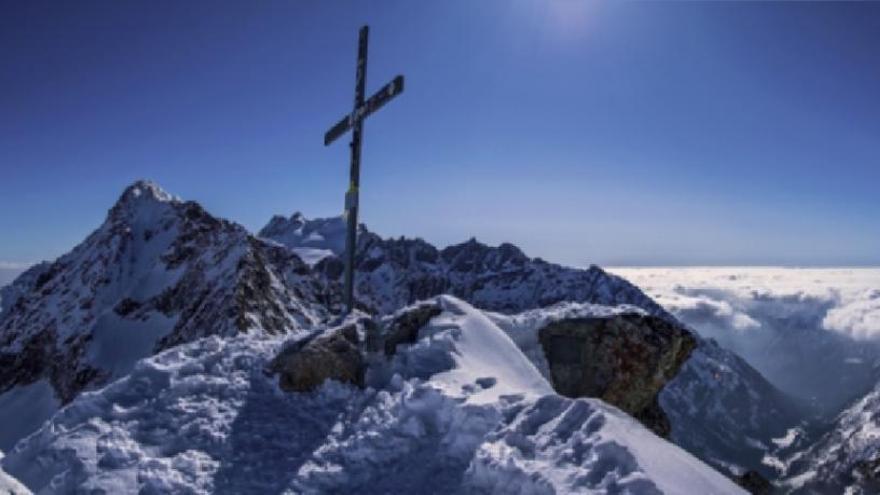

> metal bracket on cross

[{"left": 345, "top": 187, "right": 359, "bottom": 211}]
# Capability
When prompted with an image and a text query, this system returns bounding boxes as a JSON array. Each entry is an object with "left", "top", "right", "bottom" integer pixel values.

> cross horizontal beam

[{"left": 324, "top": 75, "right": 405, "bottom": 146}]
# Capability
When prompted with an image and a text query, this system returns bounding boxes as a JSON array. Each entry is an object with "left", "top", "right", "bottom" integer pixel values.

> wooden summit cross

[{"left": 324, "top": 25, "right": 405, "bottom": 313}]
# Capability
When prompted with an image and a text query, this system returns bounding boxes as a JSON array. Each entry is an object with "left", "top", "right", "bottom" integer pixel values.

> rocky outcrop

[
  {"left": 538, "top": 313, "right": 697, "bottom": 437},
  {"left": 270, "top": 300, "right": 444, "bottom": 394},
  {"left": 270, "top": 324, "right": 364, "bottom": 393}
]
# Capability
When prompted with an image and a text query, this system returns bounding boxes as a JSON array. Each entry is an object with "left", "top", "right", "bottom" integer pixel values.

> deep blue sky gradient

[{"left": 1, "top": 1, "right": 878, "bottom": 266}]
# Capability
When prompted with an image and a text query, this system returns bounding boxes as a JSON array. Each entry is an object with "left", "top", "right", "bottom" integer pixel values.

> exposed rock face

[
  {"left": 260, "top": 214, "right": 672, "bottom": 318},
  {"left": 270, "top": 324, "right": 364, "bottom": 392},
  {"left": 538, "top": 314, "right": 697, "bottom": 437},
  {"left": 0, "top": 181, "right": 341, "bottom": 406},
  {"left": 381, "top": 301, "right": 442, "bottom": 356},
  {"left": 734, "top": 470, "right": 773, "bottom": 495}
]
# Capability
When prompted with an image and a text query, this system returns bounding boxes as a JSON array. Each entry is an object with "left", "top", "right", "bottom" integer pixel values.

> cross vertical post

[
  {"left": 343, "top": 26, "right": 368, "bottom": 315},
  {"left": 324, "top": 25, "right": 405, "bottom": 314}
]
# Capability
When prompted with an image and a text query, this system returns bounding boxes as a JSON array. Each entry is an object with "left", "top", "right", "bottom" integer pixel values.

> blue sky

[{"left": 1, "top": 1, "right": 878, "bottom": 267}]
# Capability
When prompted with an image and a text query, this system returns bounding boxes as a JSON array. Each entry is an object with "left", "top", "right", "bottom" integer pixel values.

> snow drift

[{"left": 2, "top": 296, "right": 744, "bottom": 494}]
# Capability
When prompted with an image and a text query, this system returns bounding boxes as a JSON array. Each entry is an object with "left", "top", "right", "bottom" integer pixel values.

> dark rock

[
  {"left": 270, "top": 324, "right": 364, "bottom": 393},
  {"left": 114, "top": 298, "right": 141, "bottom": 317},
  {"left": 382, "top": 301, "right": 442, "bottom": 356},
  {"left": 632, "top": 397, "right": 672, "bottom": 438},
  {"left": 733, "top": 470, "right": 774, "bottom": 495},
  {"left": 538, "top": 313, "right": 696, "bottom": 437}
]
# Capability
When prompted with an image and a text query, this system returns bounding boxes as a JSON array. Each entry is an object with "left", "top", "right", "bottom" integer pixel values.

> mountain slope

[
  {"left": 0, "top": 182, "right": 340, "bottom": 451},
  {"left": 781, "top": 379, "right": 880, "bottom": 494},
  {"left": 1, "top": 296, "right": 745, "bottom": 494}
]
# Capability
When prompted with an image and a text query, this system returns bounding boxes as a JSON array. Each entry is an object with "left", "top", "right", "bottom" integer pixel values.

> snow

[
  {"left": 405, "top": 296, "right": 553, "bottom": 404},
  {"left": 1, "top": 296, "right": 744, "bottom": 494},
  {"left": 771, "top": 428, "right": 801, "bottom": 449},
  {"left": 87, "top": 312, "right": 179, "bottom": 379},
  {"left": 0, "top": 380, "right": 60, "bottom": 453},
  {"left": 0, "top": 458, "right": 30, "bottom": 495},
  {"left": 258, "top": 213, "right": 351, "bottom": 256},
  {"left": 291, "top": 247, "right": 335, "bottom": 267},
  {"left": 468, "top": 395, "right": 742, "bottom": 495}
]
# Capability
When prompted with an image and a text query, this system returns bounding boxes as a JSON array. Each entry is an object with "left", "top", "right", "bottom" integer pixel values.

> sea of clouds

[
  {"left": 0, "top": 263, "right": 29, "bottom": 289},
  {"left": 610, "top": 267, "right": 880, "bottom": 415}
]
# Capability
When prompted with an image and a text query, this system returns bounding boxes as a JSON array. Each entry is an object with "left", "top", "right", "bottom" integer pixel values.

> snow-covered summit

[
  {"left": 109, "top": 180, "right": 180, "bottom": 217},
  {"left": 1, "top": 296, "right": 745, "bottom": 494}
]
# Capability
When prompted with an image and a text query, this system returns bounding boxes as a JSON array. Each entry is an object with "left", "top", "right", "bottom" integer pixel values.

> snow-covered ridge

[{"left": 1, "top": 296, "right": 745, "bottom": 494}]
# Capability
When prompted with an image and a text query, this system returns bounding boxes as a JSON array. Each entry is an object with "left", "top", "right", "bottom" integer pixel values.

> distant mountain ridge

[{"left": 260, "top": 212, "right": 671, "bottom": 317}]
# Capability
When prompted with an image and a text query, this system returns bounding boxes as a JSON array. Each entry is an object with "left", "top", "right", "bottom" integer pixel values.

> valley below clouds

[{"left": 610, "top": 267, "right": 880, "bottom": 416}]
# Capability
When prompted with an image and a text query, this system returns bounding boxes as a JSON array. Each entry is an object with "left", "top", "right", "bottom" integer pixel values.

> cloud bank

[
  {"left": 0, "top": 262, "right": 32, "bottom": 289},
  {"left": 609, "top": 267, "right": 880, "bottom": 413}
]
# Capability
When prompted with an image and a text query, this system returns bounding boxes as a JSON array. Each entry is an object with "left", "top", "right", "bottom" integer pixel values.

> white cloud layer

[
  {"left": 611, "top": 267, "right": 880, "bottom": 341},
  {"left": 0, "top": 264, "right": 31, "bottom": 288},
  {"left": 0, "top": 262, "right": 31, "bottom": 270}
]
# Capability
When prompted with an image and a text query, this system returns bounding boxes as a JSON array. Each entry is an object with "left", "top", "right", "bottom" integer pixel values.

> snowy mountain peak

[
  {"left": 117, "top": 179, "right": 178, "bottom": 205},
  {"left": 258, "top": 213, "right": 368, "bottom": 266},
  {"left": 108, "top": 180, "right": 181, "bottom": 224}
]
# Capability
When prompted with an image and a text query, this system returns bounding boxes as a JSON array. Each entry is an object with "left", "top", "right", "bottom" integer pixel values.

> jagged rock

[
  {"left": 261, "top": 214, "right": 672, "bottom": 318},
  {"left": 733, "top": 470, "right": 773, "bottom": 495},
  {"left": 538, "top": 313, "right": 697, "bottom": 437},
  {"left": 632, "top": 397, "right": 673, "bottom": 438},
  {"left": 270, "top": 324, "right": 364, "bottom": 392},
  {"left": 382, "top": 301, "right": 442, "bottom": 356}
]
